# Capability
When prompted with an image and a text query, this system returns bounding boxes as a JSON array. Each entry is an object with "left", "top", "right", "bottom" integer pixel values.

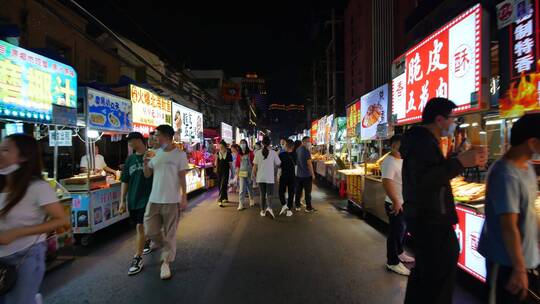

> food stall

[
  {"left": 339, "top": 99, "right": 366, "bottom": 209},
  {"left": 172, "top": 101, "right": 207, "bottom": 193},
  {"left": 60, "top": 87, "right": 133, "bottom": 246},
  {"left": 357, "top": 84, "right": 393, "bottom": 223},
  {"left": 0, "top": 40, "right": 78, "bottom": 267},
  {"left": 390, "top": 3, "right": 494, "bottom": 281}
]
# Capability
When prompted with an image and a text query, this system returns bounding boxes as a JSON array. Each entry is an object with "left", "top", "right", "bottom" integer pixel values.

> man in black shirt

[
  {"left": 401, "top": 98, "right": 486, "bottom": 304},
  {"left": 278, "top": 140, "right": 296, "bottom": 217}
]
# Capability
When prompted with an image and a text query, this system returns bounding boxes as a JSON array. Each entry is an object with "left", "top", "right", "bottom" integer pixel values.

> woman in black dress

[{"left": 215, "top": 140, "right": 232, "bottom": 207}]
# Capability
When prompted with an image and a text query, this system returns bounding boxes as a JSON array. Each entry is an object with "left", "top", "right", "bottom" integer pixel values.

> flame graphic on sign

[{"left": 500, "top": 61, "right": 540, "bottom": 118}]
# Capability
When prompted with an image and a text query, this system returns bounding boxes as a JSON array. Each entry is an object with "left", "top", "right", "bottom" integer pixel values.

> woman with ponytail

[{"left": 252, "top": 136, "right": 281, "bottom": 218}]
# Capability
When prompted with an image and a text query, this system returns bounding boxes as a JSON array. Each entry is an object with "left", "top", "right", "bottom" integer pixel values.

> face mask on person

[
  {"left": 441, "top": 121, "right": 457, "bottom": 138},
  {"left": 240, "top": 143, "right": 247, "bottom": 150},
  {"left": 281, "top": 144, "right": 286, "bottom": 150},
  {"left": 0, "top": 163, "right": 20, "bottom": 175},
  {"left": 305, "top": 143, "right": 311, "bottom": 150}
]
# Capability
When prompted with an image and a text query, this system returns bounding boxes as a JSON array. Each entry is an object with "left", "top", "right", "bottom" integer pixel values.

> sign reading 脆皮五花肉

[
  {"left": 130, "top": 84, "right": 172, "bottom": 136},
  {"left": 0, "top": 40, "right": 77, "bottom": 123},
  {"left": 391, "top": 4, "right": 485, "bottom": 125}
]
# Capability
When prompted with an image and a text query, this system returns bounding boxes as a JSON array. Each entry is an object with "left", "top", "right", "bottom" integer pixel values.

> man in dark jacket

[{"left": 401, "top": 98, "right": 486, "bottom": 304}]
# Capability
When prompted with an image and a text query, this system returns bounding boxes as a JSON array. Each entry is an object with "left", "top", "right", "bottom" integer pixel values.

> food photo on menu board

[
  {"left": 85, "top": 88, "right": 132, "bottom": 133},
  {"left": 360, "top": 84, "right": 388, "bottom": 140},
  {"left": 172, "top": 102, "right": 203, "bottom": 143}
]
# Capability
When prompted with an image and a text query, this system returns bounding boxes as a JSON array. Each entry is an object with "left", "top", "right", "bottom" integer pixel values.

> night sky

[{"left": 75, "top": 0, "right": 344, "bottom": 105}]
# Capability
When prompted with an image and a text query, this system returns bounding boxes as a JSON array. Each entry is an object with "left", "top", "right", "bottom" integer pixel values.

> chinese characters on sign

[
  {"left": 391, "top": 4, "right": 482, "bottom": 125},
  {"left": 172, "top": 102, "right": 203, "bottom": 143},
  {"left": 0, "top": 40, "right": 77, "bottom": 123},
  {"left": 346, "top": 100, "right": 360, "bottom": 137},
  {"left": 500, "top": 0, "right": 540, "bottom": 118},
  {"left": 130, "top": 85, "right": 172, "bottom": 136},
  {"left": 86, "top": 88, "right": 132, "bottom": 132},
  {"left": 512, "top": 9, "right": 535, "bottom": 75}
]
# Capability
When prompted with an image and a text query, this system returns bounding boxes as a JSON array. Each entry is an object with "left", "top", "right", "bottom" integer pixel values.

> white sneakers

[
  {"left": 279, "top": 205, "right": 294, "bottom": 217},
  {"left": 260, "top": 210, "right": 266, "bottom": 217},
  {"left": 399, "top": 252, "right": 415, "bottom": 263},
  {"left": 249, "top": 198, "right": 255, "bottom": 207},
  {"left": 266, "top": 208, "right": 275, "bottom": 219},
  {"left": 386, "top": 263, "right": 410, "bottom": 276},
  {"left": 279, "top": 205, "right": 289, "bottom": 216},
  {"left": 237, "top": 204, "right": 245, "bottom": 211},
  {"left": 160, "top": 262, "right": 172, "bottom": 280}
]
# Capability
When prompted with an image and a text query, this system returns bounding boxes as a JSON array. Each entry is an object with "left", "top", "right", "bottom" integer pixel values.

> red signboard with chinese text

[
  {"left": 500, "top": 0, "right": 540, "bottom": 118},
  {"left": 346, "top": 100, "right": 360, "bottom": 137},
  {"left": 311, "top": 120, "right": 318, "bottom": 144},
  {"left": 392, "top": 4, "right": 484, "bottom": 125},
  {"left": 455, "top": 205, "right": 486, "bottom": 283}
]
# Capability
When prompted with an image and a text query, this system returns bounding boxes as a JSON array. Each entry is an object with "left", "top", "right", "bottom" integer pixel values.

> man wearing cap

[{"left": 119, "top": 132, "right": 154, "bottom": 276}]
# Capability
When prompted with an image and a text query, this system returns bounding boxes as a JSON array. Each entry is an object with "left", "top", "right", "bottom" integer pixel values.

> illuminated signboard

[
  {"left": 500, "top": 0, "right": 540, "bottom": 118},
  {"left": 317, "top": 116, "right": 326, "bottom": 145},
  {"left": 172, "top": 102, "right": 203, "bottom": 143},
  {"left": 360, "top": 84, "right": 389, "bottom": 140},
  {"left": 455, "top": 205, "right": 486, "bottom": 282},
  {"left": 310, "top": 120, "right": 318, "bottom": 144},
  {"left": 85, "top": 88, "right": 132, "bottom": 132},
  {"left": 0, "top": 40, "right": 77, "bottom": 123},
  {"left": 391, "top": 4, "right": 484, "bottom": 125},
  {"left": 346, "top": 100, "right": 360, "bottom": 137},
  {"left": 325, "top": 114, "right": 334, "bottom": 144},
  {"left": 221, "top": 122, "right": 233, "bottom": 144},
  {"left": 130, "top": 85, "right": 171, "bottom": 136}
]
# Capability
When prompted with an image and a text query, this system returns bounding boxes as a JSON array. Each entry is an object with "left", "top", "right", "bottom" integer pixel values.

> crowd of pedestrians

[{"left": 1, "top": 97, "right": 538, "bottom": 303}]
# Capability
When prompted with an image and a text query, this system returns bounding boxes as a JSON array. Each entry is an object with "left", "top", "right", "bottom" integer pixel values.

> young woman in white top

[
  {"left": 0, "top": 134, "right": 69, "bottom": 303},
  {"left": 252, "top": 136, "right": 281, "bottom": 219}
]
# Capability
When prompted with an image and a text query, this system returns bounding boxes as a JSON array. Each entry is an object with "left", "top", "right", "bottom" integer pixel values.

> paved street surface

[{"left": 42, "top": 184, "right": 484, "bottom": 304}]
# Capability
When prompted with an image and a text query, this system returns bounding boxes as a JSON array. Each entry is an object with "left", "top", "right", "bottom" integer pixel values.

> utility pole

[
  {"left": 331, "top": 8, "right": 337, "bottom": 116},
  {"left": 326, "top": 9, "right": 338, "bottom": 116}
]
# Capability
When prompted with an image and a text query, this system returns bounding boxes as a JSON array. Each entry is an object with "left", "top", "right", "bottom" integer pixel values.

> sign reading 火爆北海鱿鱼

[
  {"left": 0, "top": 40, "right": 77, "bottom": 123},
  {"left": 130, "top": 85, "right": 172, "bottom": 136}
]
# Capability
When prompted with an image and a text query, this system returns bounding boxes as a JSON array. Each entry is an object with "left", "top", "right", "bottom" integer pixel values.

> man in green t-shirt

[{"left": 119, "top": 132, "right": 153, "bottom": 276}]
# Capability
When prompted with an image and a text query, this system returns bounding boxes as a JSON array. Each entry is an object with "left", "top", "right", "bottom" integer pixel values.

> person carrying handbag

[{"left": 0, "top": 134, "right": 69, "bottom": 304}]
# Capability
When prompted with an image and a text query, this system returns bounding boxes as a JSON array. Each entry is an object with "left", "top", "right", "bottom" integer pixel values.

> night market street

[{"left": 41, "top": 185, "right": 482, "bottom": 304}]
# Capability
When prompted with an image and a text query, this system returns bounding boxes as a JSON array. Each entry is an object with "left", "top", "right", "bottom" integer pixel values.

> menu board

[
  {"left": 346, "top": 100, "right": 360, "bottom": 137},
  {"left": 172, "top": 102, "right": 203, "bottom": 143},
  {"left": 499, "top": 0, "right": 540, "bottom": 118},
  {"left": 391, "top": 4, "right": 484, "bottom": 125},
  {"left": 310, "top": 120, "right": 318, "bottom": 144},
  {"left": 221, "top": 122, "right": 233, "bottom": 144},
  {"left": 85, "top": 88, "right": 132, "bottom": 132},
  {"left": 0, "top": 40, "right": 77, "bottom": 123},
  {"left": 360, "top": 84, "right": 389, "bottom": 140},
  {"left": 130, "top": 85, "right": 172, "bottom": 136}
]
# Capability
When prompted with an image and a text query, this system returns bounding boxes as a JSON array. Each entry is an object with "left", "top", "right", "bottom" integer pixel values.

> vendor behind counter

[{"left": 80, "top": 145, "right": 116, "bottom": 175}]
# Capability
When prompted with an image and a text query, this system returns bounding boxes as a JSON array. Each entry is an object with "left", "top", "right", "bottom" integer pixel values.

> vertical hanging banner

[
  {"left": 346, "top": 100, "right": 360, "bottom": 137},
  {"left": 499, "top": 0, "right": 540, "bottom": 118},
  {"left": 310, "top": 120, "right": 318, "bottom": 144},
  {"left": 391, "top": 4, "right": 485, "bottom": 125}
]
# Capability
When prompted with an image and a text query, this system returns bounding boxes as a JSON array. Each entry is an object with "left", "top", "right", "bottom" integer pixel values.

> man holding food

[{"left": 80, "top": 145, "right": 116, "bottom": 175}]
